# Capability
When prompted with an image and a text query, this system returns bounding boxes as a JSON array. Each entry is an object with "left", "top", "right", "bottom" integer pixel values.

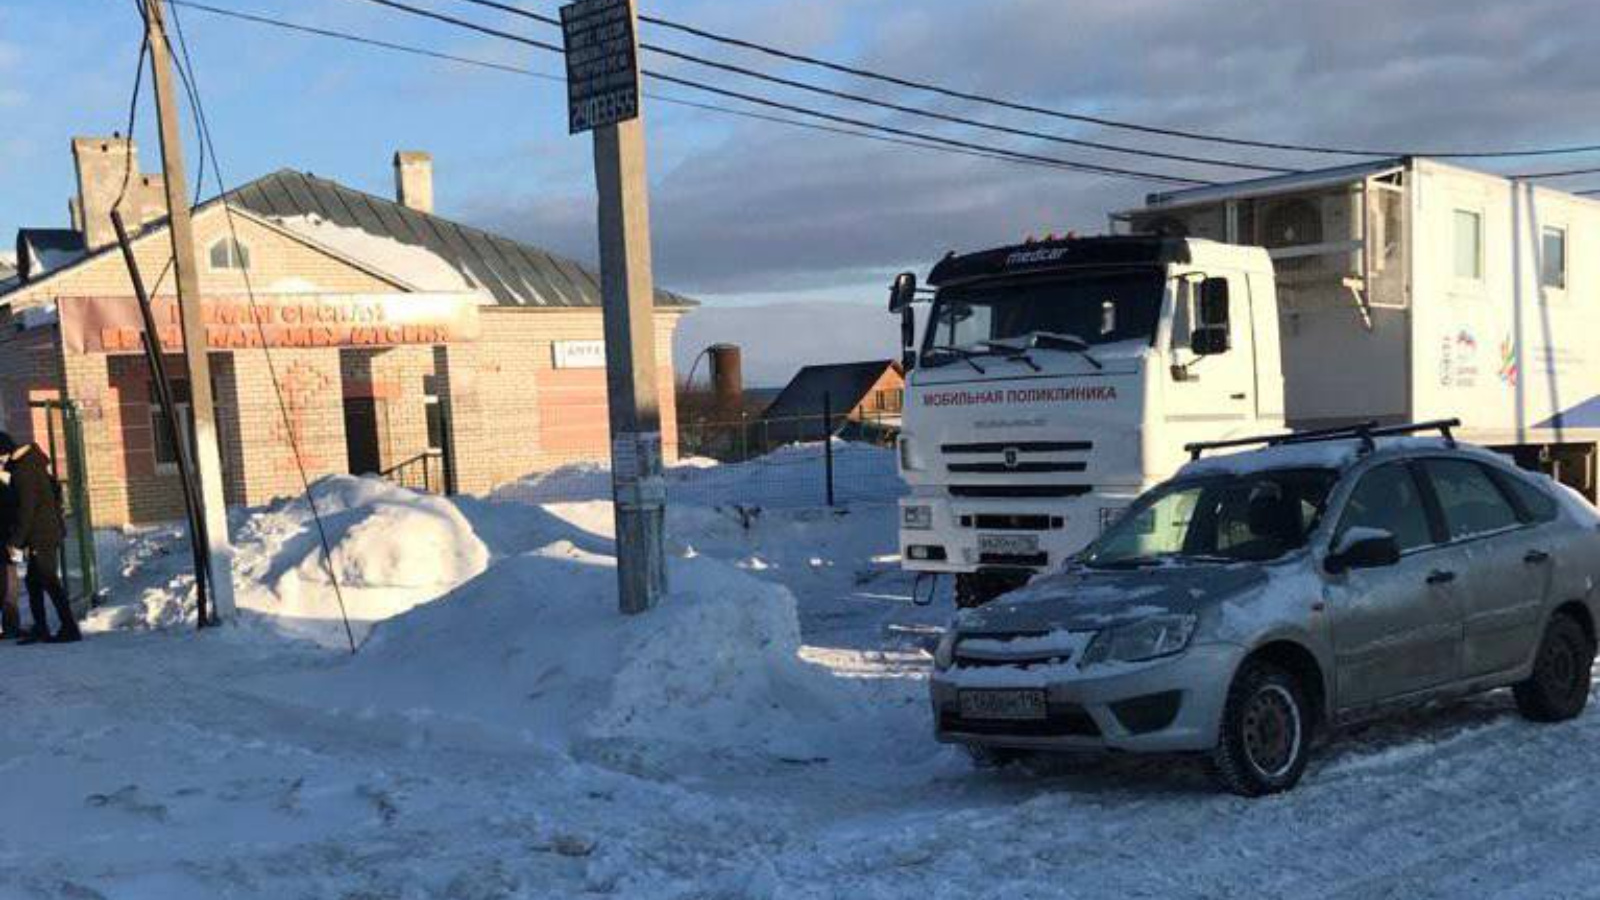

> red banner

[{"left": 60, "top": 293, "right": 482, "bottom": 354}]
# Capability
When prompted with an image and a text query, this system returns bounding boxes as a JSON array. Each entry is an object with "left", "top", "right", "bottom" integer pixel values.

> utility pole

[
  {"left": 143, "top": 0, "right": 237, "bottom": 622},
  {"left": 562, "top": 0, "right": 665, "bottom": 614}
]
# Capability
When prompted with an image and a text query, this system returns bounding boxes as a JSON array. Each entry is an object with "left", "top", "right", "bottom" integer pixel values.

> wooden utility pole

[
  {"left": 143, "top": 0, "right": 237, "bottom": 621},
  {"left": 562, "top": 0, "right": 665, "bottom": 614}
]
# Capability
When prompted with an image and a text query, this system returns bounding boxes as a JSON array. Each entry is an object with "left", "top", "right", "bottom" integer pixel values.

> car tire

[
  {"left": 1209, "top": 660, "right": 1312, "bottom": 797},
  {"left": 1513, "top": 613, "right": 1594, "bottom": 723}
]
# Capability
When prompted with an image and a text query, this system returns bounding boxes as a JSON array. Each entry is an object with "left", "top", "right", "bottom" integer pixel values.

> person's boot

[{"left": 16, "top": 629, "right": 49, "bottom": 645}]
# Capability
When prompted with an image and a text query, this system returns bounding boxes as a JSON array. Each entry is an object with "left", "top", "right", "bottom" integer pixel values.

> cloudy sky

[{"left": 3, "top": 0, "right": 1598, "bottom": 378}]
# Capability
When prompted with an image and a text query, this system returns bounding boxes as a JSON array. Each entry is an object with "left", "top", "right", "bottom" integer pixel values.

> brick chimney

[
  {"left": 72, "top": 136, "right": 139, "bottom": 251},
  {"left": 394, "top": 151, "right": 433, "bottom": 214}
]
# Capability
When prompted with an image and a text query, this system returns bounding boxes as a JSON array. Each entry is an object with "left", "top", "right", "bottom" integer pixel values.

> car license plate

[
  {"left": 978, "top": 533, "right": 1040, "bottom": 556},
  {"left": 958, "top": 689, "right": 1047, "bottom": 720}
]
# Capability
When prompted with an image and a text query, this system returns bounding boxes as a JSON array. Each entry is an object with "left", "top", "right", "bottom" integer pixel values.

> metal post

[
  {"left": 144, "top": 0, "right": 236, "bottom": 621},
  {"left": 823, "top": 391, "right": 835, "bottom": 507}
]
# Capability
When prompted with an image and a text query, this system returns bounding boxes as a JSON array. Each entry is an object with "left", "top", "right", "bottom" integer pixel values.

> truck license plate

[
  {"left": 978, "top": 534, "right": 1040, "bottom": 556},
  {"left": 959, "top": 689, "right": 1047, "bottom": 720}
]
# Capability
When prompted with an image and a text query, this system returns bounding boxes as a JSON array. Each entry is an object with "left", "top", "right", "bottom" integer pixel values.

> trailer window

[
  {"left": 1540, "top": 226, "right": 1566, "bottom": 290},
  {"left": 1453, "top": 210, "right": 1482, "bottom": 281}
]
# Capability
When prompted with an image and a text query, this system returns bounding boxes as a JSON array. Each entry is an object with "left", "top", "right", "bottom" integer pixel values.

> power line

[
  {"left": 167, "top": 1, "right": 1140, "bottom": 177},
  {"left": 158, "top": 0, "right": 359, "bottom": 653},
  {"left": 111, "top": 33, "right": 150, "bottom": 215},
  {"left": 439, "top": 0, "right": 1292, "bottom": 175},
  {"left": 331, "top": 0, "right": 1208, "bottom": 185},
  {"left": 1515, "top": 166, "right": 1600, "bottom": 180},
  {"left": 626, "top": 10, "right": 1600, "bottom": 161}
]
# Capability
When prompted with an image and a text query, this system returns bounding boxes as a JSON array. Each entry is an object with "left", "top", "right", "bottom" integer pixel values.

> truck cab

[{"left": 894, "top": 235, "right": 1284, "bottom": 605}]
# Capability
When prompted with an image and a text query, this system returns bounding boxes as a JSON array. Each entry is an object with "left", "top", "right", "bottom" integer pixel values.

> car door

[
  {"left": 1325, "top": 461, "right": 1465, "bottom": 710},
  {"left": 1416, "top": 457, "right": 1551, "bottom": 678}
]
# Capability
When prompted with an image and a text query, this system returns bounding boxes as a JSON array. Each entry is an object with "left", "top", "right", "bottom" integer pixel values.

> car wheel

[
  {"left": 1514, "top": 613, "right": 1595, "bottom": 723},
  {"left": 1209, "top": 660, "right": 1312, "bottom": 797}
]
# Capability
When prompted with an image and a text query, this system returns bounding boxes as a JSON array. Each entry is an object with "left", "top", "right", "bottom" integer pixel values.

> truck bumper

[
  {"left": 898, "top": 492, "right": 1134, "bottom": 575},
  {"left": 929, "top": 643, "right": 1243, "bottom": 754}
]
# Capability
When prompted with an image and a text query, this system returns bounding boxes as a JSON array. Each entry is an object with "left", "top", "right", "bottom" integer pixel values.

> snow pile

[{"left": 275, "top": 213, "right": 489, "bottom": 298}]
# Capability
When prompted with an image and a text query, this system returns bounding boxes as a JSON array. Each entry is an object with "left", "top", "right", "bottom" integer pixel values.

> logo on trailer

[{"left": 1003, "top": 447, "right": 1020, "bottom": 469}]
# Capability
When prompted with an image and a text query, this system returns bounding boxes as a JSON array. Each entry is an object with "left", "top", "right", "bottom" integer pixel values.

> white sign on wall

[{"left": 552, "top": 339, "right": 607, "bottom": 369}]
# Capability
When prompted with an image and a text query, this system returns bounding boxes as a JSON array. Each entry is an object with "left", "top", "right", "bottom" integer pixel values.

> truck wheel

[
  {"left": 1209, "top": 660, "right": 1312, "bottom": 797},
  {"left": 1514, "top": 613, "right": 1594, "bottom": 723}
]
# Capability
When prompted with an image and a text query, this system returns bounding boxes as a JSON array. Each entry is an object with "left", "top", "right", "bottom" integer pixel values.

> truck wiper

[
  {"left": 975, "top": 341, "right": 1043, "bottom": 372},
  {"left": 925, "top": 345, "right": 987, "bottom": 373},
  {"left": 1029, "top": 332, "right": 1104, "bottom": 370}
]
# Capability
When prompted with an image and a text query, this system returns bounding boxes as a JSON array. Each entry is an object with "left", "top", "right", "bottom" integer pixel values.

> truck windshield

[
  {"left": 1084, "top": 468, "right": 1339, "bottom": 568},
  {"left": 923, "top": 270, "right": 1164, "bottom": 362}
]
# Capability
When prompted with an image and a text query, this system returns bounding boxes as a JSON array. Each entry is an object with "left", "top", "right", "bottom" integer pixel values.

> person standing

[
  {"left": 0, "top": 432, "right": 79, "bottom": 644},
  {"left": 0, "top": 457, "right": 19, "bottom": 640}
]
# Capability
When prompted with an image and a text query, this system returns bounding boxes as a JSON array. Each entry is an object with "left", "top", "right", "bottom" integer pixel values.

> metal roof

[
  {"left": 227, "top": 170, "right": 693, "bottom": 308},
  {"left": 762, "top": 359, "right": 901, "bottom": 421}
]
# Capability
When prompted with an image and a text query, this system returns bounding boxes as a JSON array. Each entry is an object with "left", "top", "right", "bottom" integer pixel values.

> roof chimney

[
  {"left": 394, "top": 151, "right": 434, "bottom": 214},
  {"left": 72, "top": 136, "right": 140, "bottom": 252}
]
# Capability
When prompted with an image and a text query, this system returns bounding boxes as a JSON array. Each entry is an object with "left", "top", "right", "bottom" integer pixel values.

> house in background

[
  {"left": 0, "top": 136, "right": 694, "bottom": 527},
  {"left": 757, "top": 359, "right": 903, "bottom": 447}
]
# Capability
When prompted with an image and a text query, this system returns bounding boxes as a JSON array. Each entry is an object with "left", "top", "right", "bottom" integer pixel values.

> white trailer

[{"left": 892, "top": 157, "right": 1600, "bottom": 605}]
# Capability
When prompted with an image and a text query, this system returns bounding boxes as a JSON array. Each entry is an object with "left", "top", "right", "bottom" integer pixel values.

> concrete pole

[
  {"left": 591, "top": 3, "right": 665, "bottom": 615},
  {"left": 144, "top": 0, "right": 237, "bottom": 621}
]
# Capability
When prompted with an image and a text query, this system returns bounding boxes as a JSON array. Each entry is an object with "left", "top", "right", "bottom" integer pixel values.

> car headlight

[
  {"left": 1080, "top": 614, "right": 1196, "bottom": 666},
  {"left": 933, "top": 630, "right": 958, "bottom": 670},
  {"left": 898, "top": 435, "right": 927, "bottom": 473},
  {"left": 902, "top": 504, "right": 934, "bottom": 530}
]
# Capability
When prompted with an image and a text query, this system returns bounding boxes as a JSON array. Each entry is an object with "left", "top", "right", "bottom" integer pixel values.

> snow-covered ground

[{"left": 3, "top": 446, "right": 1598, "bottom": 899}]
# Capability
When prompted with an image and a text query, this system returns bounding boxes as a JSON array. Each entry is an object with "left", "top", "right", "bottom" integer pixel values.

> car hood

[{"left": 956, "top": 564, "right": 1269, "bottom": 634}]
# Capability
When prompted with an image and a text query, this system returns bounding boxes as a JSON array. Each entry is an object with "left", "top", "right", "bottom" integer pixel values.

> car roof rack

[{"left": 1184, "top": 418, "right": 1461, "bottom": 461}]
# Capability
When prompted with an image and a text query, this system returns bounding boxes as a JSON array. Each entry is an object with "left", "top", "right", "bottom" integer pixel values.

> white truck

[{"left": 892, "top": 157, "right": 1600, "bottom": 606}]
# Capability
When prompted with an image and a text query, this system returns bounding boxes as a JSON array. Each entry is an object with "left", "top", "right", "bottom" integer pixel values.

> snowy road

[{"left": 2, "top": 467, "right": 1598, "bottom": 898}]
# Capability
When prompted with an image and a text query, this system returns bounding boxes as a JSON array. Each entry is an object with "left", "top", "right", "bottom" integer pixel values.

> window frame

[
  {"left": 1539, "top": 224, "right": 1567, "bottom": 293},
  {"left": 207, "top": 236, "right": 252, "bottom": 272},
  {"left": 1411, "top": 455, "right": 1529, "bottom": 546},
  {"left": 1451, "top": 208, "right": 1484, "bottom": 283},
  {"left": 1332, "top": 460, "right": 1444, "bottom": 556}
]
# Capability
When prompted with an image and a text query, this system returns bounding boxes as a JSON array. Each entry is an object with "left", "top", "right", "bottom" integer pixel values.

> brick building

[{"left": 0, "top": 137, "right": 691, "bottom": 526}]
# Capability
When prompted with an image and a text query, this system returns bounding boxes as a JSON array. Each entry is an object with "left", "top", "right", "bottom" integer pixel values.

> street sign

[{"left": 561, "top": 0, "right": 640, "bottom": 134}]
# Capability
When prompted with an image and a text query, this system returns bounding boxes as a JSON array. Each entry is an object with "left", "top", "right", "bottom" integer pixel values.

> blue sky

[{"left": 5, "top": 0, "right": 1600, "bottom": 313}]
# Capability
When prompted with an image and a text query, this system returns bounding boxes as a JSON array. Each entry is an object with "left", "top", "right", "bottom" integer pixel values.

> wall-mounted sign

[
  {"left": 560, "top": 0, "right": 640, "bottom": 133},
  {"left": 552, "top": 339, "right": 607, "bottom": 369},
  {"left": 60, "top": 293, "right": 481, "bottom": 354}
]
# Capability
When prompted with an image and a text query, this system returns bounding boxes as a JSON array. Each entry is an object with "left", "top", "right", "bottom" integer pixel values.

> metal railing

[{"left": 380, "top": 449, "right": 448, "bottom": 494}]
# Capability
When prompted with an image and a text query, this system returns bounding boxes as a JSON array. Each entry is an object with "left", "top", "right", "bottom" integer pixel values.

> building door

[{"left": 344, "top": 397, "right": 382, "bottom": 475}]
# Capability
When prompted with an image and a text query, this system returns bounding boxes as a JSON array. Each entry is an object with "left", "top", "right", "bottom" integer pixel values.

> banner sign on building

[
  {"left": 560, "top": 0, "right": 640, "bottom": 134},
  {"left": 551, "top": 339, "right": 607, "bottom": 369},
  {"left": 60, "top": 293, "right": 482, "bottom": 355}
]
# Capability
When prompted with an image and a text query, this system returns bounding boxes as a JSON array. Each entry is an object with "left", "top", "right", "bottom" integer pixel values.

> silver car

[{"left": 930, "top": 422, "right": 1600, "bottom": 795}]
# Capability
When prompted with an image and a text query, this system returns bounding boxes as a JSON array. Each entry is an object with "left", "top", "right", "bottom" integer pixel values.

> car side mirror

[
  {"left": 1190, "top": 324, "right": 1230, "bottom": 356},
  {"left": 1326, "top": 528, "right": 1401, "bottom": 574},
  {"left": 889, "top": 272, "right": 917, "bottom": 313}
]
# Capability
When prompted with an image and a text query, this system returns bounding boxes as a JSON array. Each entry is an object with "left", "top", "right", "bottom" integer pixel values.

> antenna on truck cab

[{"left": 1184, "top": 418, "right": 1462, "bottom": 461}]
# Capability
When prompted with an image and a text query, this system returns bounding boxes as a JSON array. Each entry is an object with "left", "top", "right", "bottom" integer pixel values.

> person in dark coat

[
  {"left": 0, "top": 432, "right": 79, "bottom": 644},
  {"left": 0, "top": 459, "right": 19, "bottom": 640}
]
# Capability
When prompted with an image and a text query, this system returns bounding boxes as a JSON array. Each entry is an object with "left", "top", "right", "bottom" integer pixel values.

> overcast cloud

[{"left": 467, "top": 0, "right": 1600, "bottom": 299}]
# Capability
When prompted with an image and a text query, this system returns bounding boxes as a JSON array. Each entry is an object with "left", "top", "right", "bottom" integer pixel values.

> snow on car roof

[{"left": 1176, "top": 435, "right": 1458, "bottom": 478}]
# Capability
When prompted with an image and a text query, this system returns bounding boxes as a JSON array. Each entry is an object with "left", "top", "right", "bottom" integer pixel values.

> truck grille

[
  {"left": 948, "top": 461, "right": 1086, "bottom": 474},
  {"left": 950, "top": 484, "right": 1092, "bottom": 498},
  {"left": 942, "top": 441, "right": 1093, "bottom": 454}
]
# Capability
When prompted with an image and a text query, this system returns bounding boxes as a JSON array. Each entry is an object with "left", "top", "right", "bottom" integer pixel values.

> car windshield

[
  {"left": 1085, "top": 468, "right": 1340, "bottom": 568},
  {"left": 922, "top": 270, "right": 1164, "bottom": 364}
]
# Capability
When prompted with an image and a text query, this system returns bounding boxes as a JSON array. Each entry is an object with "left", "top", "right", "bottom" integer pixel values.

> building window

[
  {"left": 150, "top": 378, "right": 193, "bottom": 472},
  {"left": 208, "top": 237, "right": 251, "bottom": 271},
  {"left": 1541, "top": 226, "right": 1567, "bottom": 290},
  {"left": 1453, "top": 209, "right": 1482, "bottom": 281}
]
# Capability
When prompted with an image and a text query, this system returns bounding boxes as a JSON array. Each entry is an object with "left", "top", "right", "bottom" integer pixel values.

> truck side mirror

[
  {"left": 889, "top": 272, "right": 917, "bottom": 314},
  {"left": 1190, "top": 325, "right": 1230, "bottom": 356},
  {"left": 1199, "top": 277, "right": 1230, "bottom": 327}
]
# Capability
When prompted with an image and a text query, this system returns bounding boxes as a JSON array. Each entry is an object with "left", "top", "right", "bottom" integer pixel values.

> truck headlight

[
  {"left": 898, "top": 435, "right": 927, "bottom": 473},
  {"left": 902, "top": 504, "right": 934, "bottom": 530},
  {"left": 933, "top": 629, "right": 958, "bottom": 670},
  {"left": 1080, "top": 615, "right": 1196, "bottom": 666}
]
